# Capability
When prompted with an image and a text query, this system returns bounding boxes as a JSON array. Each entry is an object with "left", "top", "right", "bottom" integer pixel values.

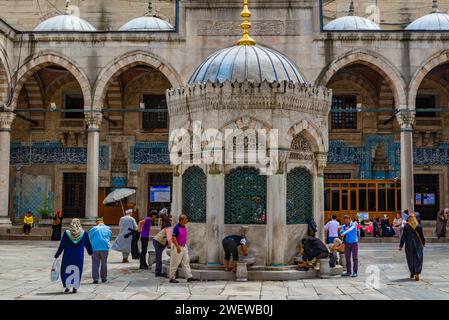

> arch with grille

[
  {"left": 224, "top": 167, "right": 267, "bottom": 224},
  {"left": 182, "top": 166, "right": 207, "bottom": 223},
  {"left": 286, "top": 167, "right": 313, "bottom": 224}
]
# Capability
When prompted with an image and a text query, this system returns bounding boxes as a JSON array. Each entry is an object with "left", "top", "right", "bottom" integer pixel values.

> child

[{"left": 23, "top": 211, "right": 34, "bottom": 235}]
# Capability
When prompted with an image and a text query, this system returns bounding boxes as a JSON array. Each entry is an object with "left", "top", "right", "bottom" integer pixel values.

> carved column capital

[
  {"left": 276, "top": 150, "right": 289, "bottom": 175},
  {"left": 315, "top": 152, "right": 328, "bottom": 177},
  {"left": 396, "top": 109, "right": 415, "bottom": 131},
  {"left": 84, "top": 111, "right": 103, "bottom": 131},
  {"left": 0, "top": 112, "right": 15, "bottom": 131},
  {"left": 208, "top": 162, "right": 222, "bottom": 175}
]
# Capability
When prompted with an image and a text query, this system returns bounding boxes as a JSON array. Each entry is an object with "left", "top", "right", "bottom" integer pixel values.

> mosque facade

[{"left": 0, "top": 0, "right": 448, "bottom": 240}]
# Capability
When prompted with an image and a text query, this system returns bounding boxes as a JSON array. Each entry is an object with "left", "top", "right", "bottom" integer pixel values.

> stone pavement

[{"left": 1, "top": 240, "right": 449, "bottom": 300}]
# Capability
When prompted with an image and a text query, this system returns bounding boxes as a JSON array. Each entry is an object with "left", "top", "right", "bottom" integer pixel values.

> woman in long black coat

[{"left": 399, "top": 213, "right": 425, "bottom": 281}]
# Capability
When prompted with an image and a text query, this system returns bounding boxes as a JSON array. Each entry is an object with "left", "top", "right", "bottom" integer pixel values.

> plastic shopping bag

[{"left": 51, "top": 259, "right": 59, "bottom": 282}]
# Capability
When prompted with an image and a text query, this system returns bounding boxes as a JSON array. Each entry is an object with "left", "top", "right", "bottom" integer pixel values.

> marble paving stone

[
  {"left": 1, "top": 241, "right": 449, "bottom": 300},
  {"left": 189, "top": 295, "right": 227, "bottom": 300}
]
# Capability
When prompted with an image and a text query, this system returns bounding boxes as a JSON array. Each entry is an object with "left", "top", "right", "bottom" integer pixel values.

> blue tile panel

[{"left": 10, "top": 142, "right": 109, "bottom": 170}]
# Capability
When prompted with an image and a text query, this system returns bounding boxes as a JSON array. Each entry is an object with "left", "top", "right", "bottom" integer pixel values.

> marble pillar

[
  {"left": 315, "top": 152, "right": 327, "bottom": 242},
  {"left": 206, "top": 166, "right": 224, "bottom": 264},
  {"left": 0, "top": 112, "right": 14, "bottom": 226},
  {"left": 85, "top": 111, "right": 102, "bottom": 220},
  {"left": 396, "top": 110, "right": 415, "bottom": 212},
  {"left": 267, "top": 173, "right": 286, "bottom": 265},
  {"left": 171, "top": 165, "right": 182, "bottom": 223}
]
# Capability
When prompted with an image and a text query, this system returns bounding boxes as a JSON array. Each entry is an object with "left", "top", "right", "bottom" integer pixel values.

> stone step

[{"left": 360, "top": 237, "right": 449, "bottom": 243}]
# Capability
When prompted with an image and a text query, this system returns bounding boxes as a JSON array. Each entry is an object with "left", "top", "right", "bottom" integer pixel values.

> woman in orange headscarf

[{"left": 399, "top": 212, "right": 425, "bottom": 281}]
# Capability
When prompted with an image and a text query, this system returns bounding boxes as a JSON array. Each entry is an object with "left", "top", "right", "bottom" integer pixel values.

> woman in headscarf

[
  {"left": 54, "top": 219, "right": 93, "bottom": 293},
  {"left": 399, "top": 212, "right": 425, "bottom": 281},
  {"left": 51, "top": 210, "right": 64, "bottom": 241},
  {"left": 159, "top": 208, "right": 172, "bottom": 229},
  {"left": 436, "top": 208, "right": 449, "bottom": 239}
]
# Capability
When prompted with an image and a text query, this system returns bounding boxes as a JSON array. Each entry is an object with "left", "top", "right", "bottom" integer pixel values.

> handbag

[{"left": 50, "top": 259, "right": 59, "bottom": 282}]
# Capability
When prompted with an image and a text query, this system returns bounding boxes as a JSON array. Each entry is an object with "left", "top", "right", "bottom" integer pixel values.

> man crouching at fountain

[
  {"left": 297, "top": 235, "right": 330, "bottom": 271},
  {"left": 169, "top": 214, "right": 199, "bottom": 283},
  {"left": 222, "top": 235, "right": 248, "bottom": 272}
]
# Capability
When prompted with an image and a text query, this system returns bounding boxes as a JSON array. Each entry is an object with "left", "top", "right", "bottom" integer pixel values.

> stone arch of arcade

[
  {"left": 10, "top": 51, "right": 92, "bottom": 111},
  {"left": 92, "top": 50, "right": 183, "bottom": 110},
  {"left": 316, "top": 49, "right": 407, "bottom": 110}
]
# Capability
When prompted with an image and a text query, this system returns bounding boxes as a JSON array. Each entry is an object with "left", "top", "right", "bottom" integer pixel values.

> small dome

[
  {"left": 34, "top": 1, "right": 96, "bottom": 32},
  {"left": 406, "top": 12, "right": 449, "bottom": 30},
  {"left": 119, "top": 16, "right": 173, "bottom": 31},
  {"left": 324, "top": 16, "right": 381, "bottom": 31},
  {"left": 188, "top": 45, "right": 305, "bottom": 85}
]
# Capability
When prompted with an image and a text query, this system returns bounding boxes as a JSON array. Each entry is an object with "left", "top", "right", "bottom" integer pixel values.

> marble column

[
  {"left": 84, "top": 111, "right": 102, "bottom": 220},
  {"left": 171, "top": 165, "right": 182, "bottom": 224},
  {"left": 396, "top": 110, "right": 415, "bottom": 212},
  {"left": 206, "top": 165, "right": 225, "bottom": 265},
  {"left": 315, "top": 152, "right": 327, "bottom": 242},
  {"left": 0, "top": 112, "right": 15, "bottom": 226},
  {"left": 267, "top": 172, "right": 287, "bottom": 265}
]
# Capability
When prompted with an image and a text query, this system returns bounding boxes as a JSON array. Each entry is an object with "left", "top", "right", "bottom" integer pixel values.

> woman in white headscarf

[
  {"left": 54, "top": 218, "right": 93, "bottom": 293},
  {"left": 112, "top": 209, "right": 138, "bottom": 263}
]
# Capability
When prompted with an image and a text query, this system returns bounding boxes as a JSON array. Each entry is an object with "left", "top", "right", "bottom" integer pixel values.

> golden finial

[
  {"left": 237, "top": 0, "right": 256, "bottom": 46},
  {"left": 64, "top": 0, "right": 71, "bottom": 15}
]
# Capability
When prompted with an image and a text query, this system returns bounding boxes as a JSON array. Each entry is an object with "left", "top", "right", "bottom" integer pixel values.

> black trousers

[
  {"left": 140, "top": 237, "right": 149, "bottom": 267},
  {"left": 23, "top": 224, "right": 32, "bottom": 234}
]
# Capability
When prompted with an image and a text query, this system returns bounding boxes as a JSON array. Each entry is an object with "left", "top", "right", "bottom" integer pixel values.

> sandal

[{"left": 224, "top": 268, "right": 231, "bottom": 272}]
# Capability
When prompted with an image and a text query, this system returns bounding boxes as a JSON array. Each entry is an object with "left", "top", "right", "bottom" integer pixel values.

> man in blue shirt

[
  {"left": 89, "top": 217, "right": 112, "bottom": 284},
  {"left": 339, "top": 215, "right": 359, "bottom": 277}
]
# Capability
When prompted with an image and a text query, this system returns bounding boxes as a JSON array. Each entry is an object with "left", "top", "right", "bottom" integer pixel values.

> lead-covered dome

[
  {"left": 119, "top": 16, "right": 173, "bottom": 31},
  {"left": 406, "top": 1, "right": 449, "bottom": 30},
  {"left": 323, "top": 1, "right": 380, "bottom": 31},
  {"left": 324, "top": 16, "right": 381, "bottom": 31},
  {"left": 188, "top": 45, "right": 305, "bottom": 85},
  {"left": 34, "top": 1, "right": 96, "bottom": 32}
]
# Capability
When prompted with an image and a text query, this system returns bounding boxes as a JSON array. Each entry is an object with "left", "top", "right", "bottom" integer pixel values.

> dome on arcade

[
  {"left": 34, "top": 0, "right": 96, "bottom": 32},
  {"left": 323, "top": 1, "right": 381, "bottom": 31},
  {"left": 119, "top": 1, "right": 173, "bottom": 31},
  {"left": 406, "top": 1, "right": 449, "bottom": 30}
]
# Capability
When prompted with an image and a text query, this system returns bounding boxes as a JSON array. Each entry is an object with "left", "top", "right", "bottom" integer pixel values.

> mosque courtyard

[{"left": 1, "top": 240, "right": 449, "bottom": 300}]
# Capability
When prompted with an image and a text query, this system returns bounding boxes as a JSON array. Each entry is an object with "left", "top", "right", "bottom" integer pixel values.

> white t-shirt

[{"left": 325, "top": 220, "right": 340, "bottom": 237}]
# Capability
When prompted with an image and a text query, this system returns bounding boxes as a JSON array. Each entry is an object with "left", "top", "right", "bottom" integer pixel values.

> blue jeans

[
  {"left": 328, "top": 236, "right": 338, "bottom": 244},
  {"left": 152, "top": 239, "right": 166, "bottom": 275}
]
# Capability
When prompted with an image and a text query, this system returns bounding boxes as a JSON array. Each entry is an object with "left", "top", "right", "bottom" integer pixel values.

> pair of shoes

[
  {"left": 63, "top": 288, "right": 70, "bottom": 294},
  {"left": 224, "top": 268, "right": 231, "bottom": 272},
  {"left": 187, "top": 278, "right": 199, "bottom": 282},
  {"left": 410, "top": 274, "right": 414, "bottom": 279},
  {"left": 341, "top": 272, "right": 351, "bottom": 277},
  {"left": 72, "top": 288, "right": 77, "bottom": 294},
  {"left": 169, "top": 279, "right": 179, "bottom": 283},
  {"left": 101, "top": 279, "right": 107, "bottom": 283},
  {"left": 122, "top": 259, "right": 129, "bottom": 263},
  {"left": 414, "top": 274, "right": 420, "bottom": 281},
  {"left": 351, "top": 273, "right": 358, "bottom": 278},
  {"left": 139, "top": 265, "right": 149, "bottom": 270},
  {"left": 92, "top": 280, "right": 99, "bottom": 284}
]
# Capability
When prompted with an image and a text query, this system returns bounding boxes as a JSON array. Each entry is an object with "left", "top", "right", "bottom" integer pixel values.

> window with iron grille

[
  {"left": 416, "top": 95, "right": 436, "bottom": 118},
  {"left": 64, "top": 94, "right": 84, "bottom": 119},
  {"left": 182, "top": 166, "right": 207, "bottom": 223},
  {"left": 142, "top": 95, "right": 168, "bottom": 129},
  {"left": 225, "top": 167, "right": 267, "bottom": 224},
  {"left": 287, "top": 167, "right": 313, "bottom": 224},
  {"left": 331, "top": 95, "right": 357, "bottom": 129},
  {"left": 62, "top": 173, "right": 86, "bottom": 218}
]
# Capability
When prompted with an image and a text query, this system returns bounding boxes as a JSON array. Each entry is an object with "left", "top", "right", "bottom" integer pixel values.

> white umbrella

[{"left": 103, "top": 188, "right": 136, "bottom": 215}]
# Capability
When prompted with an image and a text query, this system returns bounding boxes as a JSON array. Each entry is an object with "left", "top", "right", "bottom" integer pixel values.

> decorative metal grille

[
  {"left": 287, "top": 167, "right": 313, "bottom": 224},
  {"left": 182, "top": 166, "right": 207, "bottom": 223},
  {"left": 290, "top": 133, "right": 314, "bottom": 161},
  {"left": 225, "top": 167, "right": 267, "bottom": 224}
]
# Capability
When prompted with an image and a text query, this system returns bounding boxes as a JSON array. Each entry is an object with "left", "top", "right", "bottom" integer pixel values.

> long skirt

[
  {"left": 405, "top": 245, "right": 424, "bottom": 275},
  {"left": 51, "top": 224, "right": 62, "bottom": 241}
]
